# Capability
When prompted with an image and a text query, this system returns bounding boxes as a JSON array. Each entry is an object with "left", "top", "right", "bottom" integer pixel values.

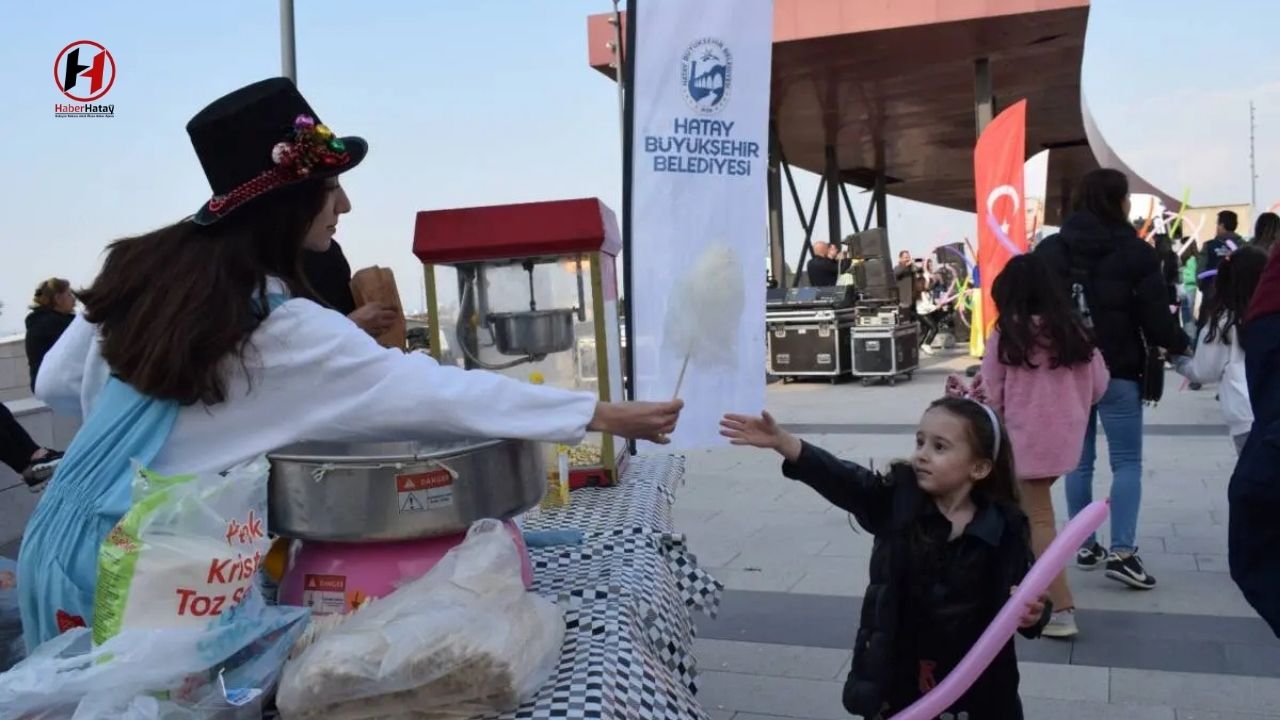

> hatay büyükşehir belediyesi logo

[
  {"left": 54, "top": 40, "right": 116, "bottom": 118},
  {"left": 680, "top": 38, "right": 732, "bottom": 115}
]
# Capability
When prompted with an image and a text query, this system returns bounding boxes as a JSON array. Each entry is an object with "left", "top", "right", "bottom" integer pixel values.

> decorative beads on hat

[{"left": 206, "top": 114, "right": 350, "bottom": 216}]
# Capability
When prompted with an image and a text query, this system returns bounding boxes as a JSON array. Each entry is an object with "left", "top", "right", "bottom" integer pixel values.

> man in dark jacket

[
  {"left": 1198, "top": 210, "right": 1245, "bottom": 325},
  {"left": 806, "top": 242, "right": 841, "bottom": 286},
  {"left": 1229, "top": 248, "right": 1280, "bottom": 637},
  {"left": 894, "top": 251, "right": 917, "bottom": 313}
]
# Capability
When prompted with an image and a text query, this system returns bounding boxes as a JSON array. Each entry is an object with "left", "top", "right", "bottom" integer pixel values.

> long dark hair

[
  {"left": 1204, "top": 245, "right": 1268, "bottom": 345},
  {"left": 926, "top": 397, "right": 1018, "bottom": 508},
  {"left": 1255, "top": 212, "right": 1280, "bottom": 253},
  {"left": 1074, "top": 168, "right": 1130, "bottom": 226},
  {"left": 78, "top": 180, "right": 330, "bottom": 405},
  {"left": 992, "top": 254, "right": 1095, "bottom": 368}
]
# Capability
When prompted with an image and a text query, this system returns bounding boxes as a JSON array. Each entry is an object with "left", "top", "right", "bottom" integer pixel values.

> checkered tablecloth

[{"left": 495, "top": 454, "right": 724, "bottom": 720}]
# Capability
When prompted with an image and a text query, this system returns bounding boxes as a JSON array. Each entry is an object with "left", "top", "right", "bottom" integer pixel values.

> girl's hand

[
  {"left": 719, "top": 411, "right": 802, "bottom": 461},
  {"left": 1012, "top": 586, "right": 1049, "bottom": 628}
]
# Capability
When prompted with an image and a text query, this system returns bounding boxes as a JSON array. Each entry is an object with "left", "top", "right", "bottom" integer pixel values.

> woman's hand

[
  {"left": 1012, "top": 586, "right": 1050, "bottom": 629},
  {"left": 719, "top": 411, "right": 802, "bottom": 462},
  {"left": 589, "top": 400, "right": 683, "bottom": 444},
  {"left": 349, "top": 302, "right": 399, "bottom": 337}
]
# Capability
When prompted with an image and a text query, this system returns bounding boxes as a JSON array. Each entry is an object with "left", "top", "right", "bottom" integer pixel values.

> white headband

[{"left": 977, "top": 402, "right": 1002, "bottom": 459}]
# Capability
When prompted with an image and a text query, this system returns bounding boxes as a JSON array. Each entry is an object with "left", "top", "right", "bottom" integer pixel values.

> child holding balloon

[
  {"left": 979, "top": 254, "right": 1110, "bottom": 638},
  {"left": 720, "top": 397, "right": 1050, "bottom": 719}
]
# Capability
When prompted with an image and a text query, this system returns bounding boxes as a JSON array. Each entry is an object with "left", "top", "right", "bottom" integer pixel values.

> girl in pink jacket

[{"left": 980, "top": 254, "right": 1109, "bottom": 639}]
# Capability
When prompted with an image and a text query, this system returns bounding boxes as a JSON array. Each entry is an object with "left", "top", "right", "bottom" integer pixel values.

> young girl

[
  {"left": 980, "top": 254, "right": 1109, "bottom": 637},
  {"left": 1173, "top": 245, "right": 1268, "bottom": 453},
  {"left": 721, "top": 398, "right": 1049, "bottom": 719}
]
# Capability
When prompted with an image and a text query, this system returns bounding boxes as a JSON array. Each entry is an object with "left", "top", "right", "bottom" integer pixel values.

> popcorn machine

[{"left": 413, "top": 197, "right": 628, "bottom": 488}]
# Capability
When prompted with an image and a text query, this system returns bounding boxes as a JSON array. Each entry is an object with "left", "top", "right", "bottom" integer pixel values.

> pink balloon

[{"left": 889, "top": 499, "right": 1109, "bottom": 719}]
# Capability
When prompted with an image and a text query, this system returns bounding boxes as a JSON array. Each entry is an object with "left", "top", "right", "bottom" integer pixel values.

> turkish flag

[{"left": 974, "top": 100, "right": 1028, "bottom": 340}]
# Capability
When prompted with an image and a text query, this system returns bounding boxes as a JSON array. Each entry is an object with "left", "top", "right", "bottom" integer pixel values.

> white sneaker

[
  {"left": 920, "top": 345, "right": 935, "bottom": 355},
  {"left": 1041, "top": 609, "right": 1078, "bottom": 639}
]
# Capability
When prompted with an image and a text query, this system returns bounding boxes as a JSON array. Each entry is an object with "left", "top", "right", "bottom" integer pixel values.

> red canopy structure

[{"left": 585, "top": 0, "right": 1175, "bottom": 286}]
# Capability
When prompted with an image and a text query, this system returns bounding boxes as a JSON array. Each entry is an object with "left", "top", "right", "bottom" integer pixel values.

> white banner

[{"left": 629, "top": 0, "right": 772, "bottom": 449}]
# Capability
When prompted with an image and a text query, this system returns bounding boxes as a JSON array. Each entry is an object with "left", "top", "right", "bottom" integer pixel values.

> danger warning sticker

[
  {"left": 302, "top": 573, "right": 346, "bottom": 615},
  {"left": 396, "top": 469, "right": 454, "bottom": 513}
]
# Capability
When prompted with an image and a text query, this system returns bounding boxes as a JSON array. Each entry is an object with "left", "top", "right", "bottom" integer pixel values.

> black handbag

[{"left": 1141, "top": 343, "right": 1165, "bottom": 405}]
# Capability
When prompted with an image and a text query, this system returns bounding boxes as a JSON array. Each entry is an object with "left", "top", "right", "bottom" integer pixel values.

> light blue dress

[{"left": 17, "top": 294, "right": 286, "bottom": 650}]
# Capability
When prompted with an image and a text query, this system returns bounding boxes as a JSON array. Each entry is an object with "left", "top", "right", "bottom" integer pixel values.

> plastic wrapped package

[
  {"left": 0, "top": 557, "right": 23, "bottom": 672},
  {"left": 94, "top": 459, "right": 273, "bottom": 645},
  {"left": 277, "top": 519, "right": 565, "bottom": 720},
  {"left": 0, "top": 588, "right": 308, "bottom": 720}
]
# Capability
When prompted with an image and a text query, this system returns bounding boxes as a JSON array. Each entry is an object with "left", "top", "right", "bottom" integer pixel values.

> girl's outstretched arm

[{"left": 721, "top": 412, "right": 895, "bottom": 533}]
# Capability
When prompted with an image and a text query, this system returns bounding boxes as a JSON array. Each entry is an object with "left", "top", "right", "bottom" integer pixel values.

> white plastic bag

[
  {"left": 94, "top": 459, "right": 271, "bottom": 645},
  {"left": 0, "top": 587, "right": 307, "bottom": 720},
  {"left": 277, "top": 519, "right": 565, "bottom": 720},
  {"left": 0, "top": 557, "right": 22, "bottom": 672}
]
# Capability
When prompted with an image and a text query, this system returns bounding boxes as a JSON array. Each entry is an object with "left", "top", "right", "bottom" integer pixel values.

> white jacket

[
  {"left": 1176, "top": 323, "right": 1253, "bottom": 437},
  {"left": 36, "top": 289, "right": 598, "bottom": 477}
]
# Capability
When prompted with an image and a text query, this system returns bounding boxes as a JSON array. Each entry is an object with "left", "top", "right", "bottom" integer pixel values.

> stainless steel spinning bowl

[{"left": 267, "top": 438, "right": 545, "bottom": 542}]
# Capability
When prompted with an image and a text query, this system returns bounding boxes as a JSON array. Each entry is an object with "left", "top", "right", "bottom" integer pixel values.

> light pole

[
  {"left": 608, "top": 0, "right": 626, "bottom": 151},
  {"left": 280, "top": 0, "right": 297, "bottom": 83},
  {"left": 1250, "top": 100, "right": 1258, "bottom": 213}
]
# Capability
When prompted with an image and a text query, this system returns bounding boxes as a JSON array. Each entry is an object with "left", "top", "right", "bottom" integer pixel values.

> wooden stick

[{"left": 672, "top": 354, "right": 691, "bottom": 400}]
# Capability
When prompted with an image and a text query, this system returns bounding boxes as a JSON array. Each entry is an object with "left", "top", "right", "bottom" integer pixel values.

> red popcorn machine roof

[{"left": 413, "top": 197, "right": 622, "bottom": 265}]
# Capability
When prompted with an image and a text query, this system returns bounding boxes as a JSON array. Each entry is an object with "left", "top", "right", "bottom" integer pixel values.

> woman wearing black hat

[{"left": 18, "top": 78, "right": 682, "bottom": 647}]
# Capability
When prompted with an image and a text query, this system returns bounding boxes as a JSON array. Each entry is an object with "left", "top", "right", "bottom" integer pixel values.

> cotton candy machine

[
  {"left": 268, "top": 438, "right": 542, "bottom": 614},
  {"left": 268, "top": 438, "right": 543, "bottom": 542}
]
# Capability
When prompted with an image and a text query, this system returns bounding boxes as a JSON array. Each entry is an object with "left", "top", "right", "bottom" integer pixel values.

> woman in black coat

[
  {"left": 1033, "top": 170, "right": 1189, "bottom": 590},
  {"left": 24, "top": 278, "right": 76, "bottom": 390}
]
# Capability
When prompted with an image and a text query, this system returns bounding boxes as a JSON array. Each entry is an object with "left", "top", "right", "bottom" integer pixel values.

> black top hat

[{"left": 187, "top": 78, "right": 367, "bottom": 225}]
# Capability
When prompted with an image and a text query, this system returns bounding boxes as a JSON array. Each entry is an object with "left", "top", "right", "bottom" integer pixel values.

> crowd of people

[
  {"left": 742, "top": 168, "right": 1280, "bottom": 717},
  {"left": 803, "top": 242, "right": 964, "bottom": 354},
  {"left": 4, "top": 79, "right": 1279, "bottom": 719}
]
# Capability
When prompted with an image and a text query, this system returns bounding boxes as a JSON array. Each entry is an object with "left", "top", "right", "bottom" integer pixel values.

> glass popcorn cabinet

[{"left": 412, "top": 197, "right": 628, "bottom": 488}]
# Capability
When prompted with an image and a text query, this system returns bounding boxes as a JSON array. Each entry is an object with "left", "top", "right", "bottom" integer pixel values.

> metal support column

[
  {"left": 778, "top": 143, "right": 812, "bottom": 238},
  {"left": 791, "top": 177, "right": 828, "bottom": 288},
  {"left": 840, "top": 184, "right": 861, "bottom": 235},
  {"left": 825, "top": 144, "right": 842, "bottom": 247},
  {"left": 968, "top": 57, "right": 995, "bottom": 373},
  {"left": 974, "top": 58, "right": 994, "bottom": 135},
  {"left": 1058, "top": 175, "right": 1073, "bottom": 226},
  {"left": 767, "top": 123, "right": 788, "bottom": 288},
  {"left": 609, "top": 0, "right": 626, "bottom": 152},
  {"left": 874, "top": 170, "right": 888, "bottom": 229},
  {"left": 279, "top": 0, "right": 297, "bottom": 83}
]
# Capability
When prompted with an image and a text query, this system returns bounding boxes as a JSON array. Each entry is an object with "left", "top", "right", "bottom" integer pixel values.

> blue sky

[{"left": 1, "top": 0, "right": 1276, "bottom": 334}]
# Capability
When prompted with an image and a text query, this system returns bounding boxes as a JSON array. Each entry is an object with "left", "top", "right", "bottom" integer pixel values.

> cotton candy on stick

[{"left": 663, "top": 243, "right": 746, "bottom": 400}]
